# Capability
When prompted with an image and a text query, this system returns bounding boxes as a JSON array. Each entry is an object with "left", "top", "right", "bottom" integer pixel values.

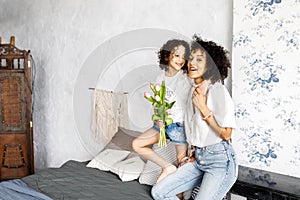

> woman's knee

[{"left": 151, "top": 185, "right": 165, "bottom": 200}]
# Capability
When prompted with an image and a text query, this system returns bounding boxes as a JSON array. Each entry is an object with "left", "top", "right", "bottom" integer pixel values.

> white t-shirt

[
  {"left": 185, "top": 81, "right": 236, "bottom": 147},
  {"left": 155, "top": 70, "right": 192, "bottom": 123}
]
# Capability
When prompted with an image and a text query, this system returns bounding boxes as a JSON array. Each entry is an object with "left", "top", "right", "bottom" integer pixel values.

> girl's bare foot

[{"left": 156, "top": 164, "right": 177, "bottom": 183}]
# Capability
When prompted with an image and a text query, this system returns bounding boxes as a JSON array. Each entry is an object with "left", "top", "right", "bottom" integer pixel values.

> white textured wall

[{"left": 0, "top": 0, "right": 233, "bottom": 169}]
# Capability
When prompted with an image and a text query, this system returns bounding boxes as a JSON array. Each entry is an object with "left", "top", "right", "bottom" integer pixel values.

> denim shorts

[{"left": 152, "top": 122, "right": 187, "bottom": 144}]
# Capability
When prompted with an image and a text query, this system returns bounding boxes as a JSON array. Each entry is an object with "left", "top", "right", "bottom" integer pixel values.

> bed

[
  {"left": 0, "top": 127, "right": 179, "bottom": 200},
  {"left": 21, "top": 160, "right": 152, "bottom": 200},
  {"left": 0, "top": 160, "right": 152, "bottom": 200}
]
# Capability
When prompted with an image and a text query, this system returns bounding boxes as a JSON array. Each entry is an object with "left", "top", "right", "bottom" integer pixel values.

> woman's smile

[{"left": 188, "top": 49, "right": 207, "bottom": 79}]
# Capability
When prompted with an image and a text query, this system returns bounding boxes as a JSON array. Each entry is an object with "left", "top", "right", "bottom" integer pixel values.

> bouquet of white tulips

[{"left": 144, "top": 80, "right": 175, "bottom": 147}]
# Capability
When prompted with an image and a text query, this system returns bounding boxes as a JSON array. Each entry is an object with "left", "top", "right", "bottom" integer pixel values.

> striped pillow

[
  {"left": 138, "top": 140, "right": 177, "bottom": 186},
  {"left": 190, "top": 186, "right": 229, "bottom": 200}
]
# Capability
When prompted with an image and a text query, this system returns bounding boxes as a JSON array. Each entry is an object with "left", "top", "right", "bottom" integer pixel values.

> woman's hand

[
  {"left": 192, "top": 80, "right": 209, "bottom": 110},
  {"left": 192, "top": 81, "right": 233, "bottom": 141}
]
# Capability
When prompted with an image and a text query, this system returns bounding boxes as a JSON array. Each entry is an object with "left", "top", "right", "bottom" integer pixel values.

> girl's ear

[{"left": 165, "top": 56, "right": 169, "bottom": 62}]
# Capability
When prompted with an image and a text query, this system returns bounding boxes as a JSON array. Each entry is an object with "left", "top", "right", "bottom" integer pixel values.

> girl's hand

[{"left": 154, "top": 120, "right": 165, "bottom": 128}]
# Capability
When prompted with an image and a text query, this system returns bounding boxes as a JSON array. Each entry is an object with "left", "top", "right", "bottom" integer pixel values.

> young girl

[
  {"left": 132, "top": 39, "right": 191, "bottom": 183},
  {"left": 152, "top": 35, "right": 238, "bottom": 200}
]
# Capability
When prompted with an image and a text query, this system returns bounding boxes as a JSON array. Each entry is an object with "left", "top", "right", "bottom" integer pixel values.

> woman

[{"left": 151, "top": 35, "right": 238, "bottom": 200}]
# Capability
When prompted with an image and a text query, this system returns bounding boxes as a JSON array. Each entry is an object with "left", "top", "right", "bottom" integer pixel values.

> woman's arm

[
  {"left": 200, "top": 107, "right": 232, "bottom": 140},
  {"left": 192, "top": 86, "right": 232, "bottom": 141}
]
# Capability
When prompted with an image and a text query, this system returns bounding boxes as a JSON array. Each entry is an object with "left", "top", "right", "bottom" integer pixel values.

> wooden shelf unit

[{"left": 0, "top": 36, "right": 34, "bottom": 181}]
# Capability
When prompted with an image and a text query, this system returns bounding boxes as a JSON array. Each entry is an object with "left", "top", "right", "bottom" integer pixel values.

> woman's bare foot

[{"left": 156, "top": 164, "right": 177, "bottom": 183}]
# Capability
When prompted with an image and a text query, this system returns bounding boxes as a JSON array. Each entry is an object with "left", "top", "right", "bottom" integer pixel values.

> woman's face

[
  {"left": 188, "top": 49, "right": 207, "bottom": 80},
  {"left": 168, "top": 45, "right": 186, "bottom": 71}
]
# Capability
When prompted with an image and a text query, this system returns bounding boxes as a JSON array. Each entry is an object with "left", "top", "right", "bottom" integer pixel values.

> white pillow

[
  {"left": 112, "top": 156, "right": 145, "bottom": 182},
  {"left": 86, "top": 149, "right": 130, "bottom": 171},
  {"left": 138, "top": 141, "right": 177, "bottom": 185}
]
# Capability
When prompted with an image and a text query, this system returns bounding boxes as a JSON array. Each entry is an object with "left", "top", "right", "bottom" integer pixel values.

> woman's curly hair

[
  {"left": 191, "top": 35, "right": 231, "bottom": 84},
  {"left": 157, "top": 39, "right": 190, "bottom": 73}
]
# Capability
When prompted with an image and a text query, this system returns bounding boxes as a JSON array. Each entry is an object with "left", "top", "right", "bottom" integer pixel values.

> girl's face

[
  {"left": 168, "top": 45, "right": 186, "bottom": 71},
  {"left": 188, "top": 49, "right": 207, "bottom": 81}
]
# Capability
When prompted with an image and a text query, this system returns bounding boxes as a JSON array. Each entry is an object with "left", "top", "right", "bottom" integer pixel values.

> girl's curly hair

[
  {"left": 191, "top": 35, "right": 231, "bottom": 84},
  {"left": 158, "top": 39, "right": 190, "bottom": 73}
]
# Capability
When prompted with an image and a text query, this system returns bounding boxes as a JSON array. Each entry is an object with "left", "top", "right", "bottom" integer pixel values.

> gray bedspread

[{"left": 22, "top": 160, "right": 153, "bottom": 200}]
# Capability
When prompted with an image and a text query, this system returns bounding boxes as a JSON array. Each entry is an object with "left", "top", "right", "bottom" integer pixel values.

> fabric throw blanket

[
  {"left": 0, "top": 179, "right": 52, "bottom": 200},
  {"left": 92, "top": 89, "right": 130, "bottom": 143}
]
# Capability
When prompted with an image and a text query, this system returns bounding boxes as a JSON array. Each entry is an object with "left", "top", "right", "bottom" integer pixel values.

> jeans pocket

[{"left": 205, "top": 145, "right": 226, "bottom": 155}]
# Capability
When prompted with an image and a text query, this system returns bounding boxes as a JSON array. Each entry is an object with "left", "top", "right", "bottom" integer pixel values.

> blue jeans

[{"left": 151, "top": 141, "right": 238, "bottom": 200}]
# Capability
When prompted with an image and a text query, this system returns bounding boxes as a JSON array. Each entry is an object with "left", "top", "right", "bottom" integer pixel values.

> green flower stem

[
  {"left": 146, "top": 80, "right": 175, "bottom": 148},
  {"left": 158, "top": 126, "right": 167, "bottom": 147}
]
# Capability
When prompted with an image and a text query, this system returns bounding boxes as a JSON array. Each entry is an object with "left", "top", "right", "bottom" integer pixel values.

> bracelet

[{"left": 202, "top": 111, "right": 213, "bottom": 120}]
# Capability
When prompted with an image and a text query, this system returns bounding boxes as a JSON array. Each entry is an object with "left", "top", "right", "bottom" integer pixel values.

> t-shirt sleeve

[{"left": 210, "top": 85, "right": 236, "bottom": 128}]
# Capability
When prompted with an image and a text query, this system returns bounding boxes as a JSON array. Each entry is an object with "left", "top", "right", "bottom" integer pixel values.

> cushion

[
  {"left": 104, "top": 127, "right": 139, "bottom": 150},
  {"left": 104, "top": 127, "right": 146, "bottom": 160},
  {"left": 87, "top": 127, "right": 146, "bottom": 182},
  {"left": 138, "top": 140, "right": 177, "bottom": 186},
  {"left": 112, "top": 156, "right": 145, "bottom": 182},
  {"left": 86, "top": 149, "right": 130, "bottom": 171}
]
